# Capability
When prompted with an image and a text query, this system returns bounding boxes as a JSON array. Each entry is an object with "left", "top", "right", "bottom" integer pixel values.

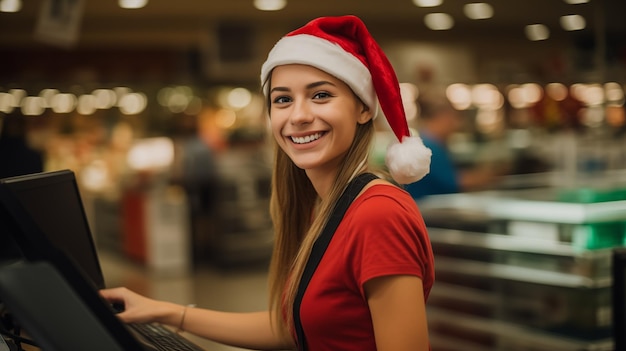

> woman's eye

[
  {"left": 273, "top": 96, "right": 291, "bottom": 104},
  {"left": 313, "top": 91, "right": 332, "bottom": 100}
]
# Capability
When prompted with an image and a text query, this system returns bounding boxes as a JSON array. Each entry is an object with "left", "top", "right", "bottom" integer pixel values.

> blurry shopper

[
  {"left": 405, "top": 97, "right": 505, "bottom": 200},
  {"left": 0, "top": 113, "right": 44, "bottom": 179},
  {"left": 171, "top": 114, "right": 219, "bottom": 263},
  {"left": 101, "top": 15, "right": 434, "bottom": 351}
]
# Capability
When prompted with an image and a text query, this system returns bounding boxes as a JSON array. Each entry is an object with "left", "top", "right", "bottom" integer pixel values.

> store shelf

[
  {"left": 429, "top": 228, "right": 614, "bottom": 283},
  {"left": 428, "top": 307, "right": 613, "bottom": 351},
  {"left": 430, "top": 282, "right": 498, "bottom": 307},
  {"left": 428, "top": 228, "right": 608, "bottom": 256},
  {"left": 421, "top": 189, "right": 624, "bottom": 351},
  {"left": 421, "top": 189, "right": 626, "bottom": 224},
  {"left": 435, "top": 256, "right": 609, "bottom": 288}
]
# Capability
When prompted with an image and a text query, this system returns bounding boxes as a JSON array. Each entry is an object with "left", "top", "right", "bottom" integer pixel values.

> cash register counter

[{"left": 419, "top": 187, "right": 626, "bottom": 351}]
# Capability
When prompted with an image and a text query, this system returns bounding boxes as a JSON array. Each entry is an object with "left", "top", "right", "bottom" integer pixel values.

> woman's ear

[{"left": 357, "top": 105, "right": 374, "bottom": 125}]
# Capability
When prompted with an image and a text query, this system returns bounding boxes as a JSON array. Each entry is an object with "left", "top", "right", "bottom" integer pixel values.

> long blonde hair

[{"left": 267, "top": 113, "right": 376, "bottom": 338}]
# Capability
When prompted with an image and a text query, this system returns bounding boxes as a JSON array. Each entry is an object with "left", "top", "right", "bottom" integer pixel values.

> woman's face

[{"left": 268, "top": 64, "right": 372, "bottom": 175}]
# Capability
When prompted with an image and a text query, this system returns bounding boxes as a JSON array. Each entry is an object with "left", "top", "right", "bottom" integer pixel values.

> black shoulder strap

[{"left": 293, "top": 172, "right": 379, "bottom": 351}]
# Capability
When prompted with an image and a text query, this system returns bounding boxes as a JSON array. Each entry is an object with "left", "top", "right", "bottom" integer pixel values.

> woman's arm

[
  {"left": 100, "top": 287, "right": 294, "bottom": 350},
  {"left": 176, "top": 307, "right": 293, "bottom": 350},
  {"left": 364, "top": 275, "right": 430, "bottom": 351}
]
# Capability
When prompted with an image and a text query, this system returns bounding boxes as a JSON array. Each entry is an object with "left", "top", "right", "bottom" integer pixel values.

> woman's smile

[{"left": 289, "top": 132, "right": 326, "bottom": 145}]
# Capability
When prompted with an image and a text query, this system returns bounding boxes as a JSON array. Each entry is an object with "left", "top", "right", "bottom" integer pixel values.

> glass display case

[{"left": 420, "top": 186, "right": 626, "bottom": 351}]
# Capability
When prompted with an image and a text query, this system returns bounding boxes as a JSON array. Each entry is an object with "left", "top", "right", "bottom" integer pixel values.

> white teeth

[{"left": 291, "top": 133, "right": 322, "bottom": 144}]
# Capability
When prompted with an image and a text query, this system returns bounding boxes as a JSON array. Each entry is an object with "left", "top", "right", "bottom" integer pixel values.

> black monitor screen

[
  {"left": 0, "top": 170, "right": 105, "bottom": 289},
  {"left": 0, "top": 209, "right": 23, "bottom": 265}
]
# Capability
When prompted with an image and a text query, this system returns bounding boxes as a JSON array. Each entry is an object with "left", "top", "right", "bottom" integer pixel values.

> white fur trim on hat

[
  {"left": 386, "top": 135, "right": 432, "bottom": 184},
  {"left": 260, "top": 34, "right": 379, "bottom": 117}
]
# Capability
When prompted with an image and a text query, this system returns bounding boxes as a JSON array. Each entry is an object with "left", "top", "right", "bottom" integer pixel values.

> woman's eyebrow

[
  {"left": 269, "top": 86, "right": 290, "bottom": 94},
  {"left": 270, "top": 80, "right": 337, "bottom": 95},
  {"left": 306, "top": 80, "right": 335, "bottom": 89}
]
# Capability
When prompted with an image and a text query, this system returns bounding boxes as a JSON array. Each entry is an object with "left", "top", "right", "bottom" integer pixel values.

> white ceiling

[
  {"left": 1, "top": 0, "right": 624, "bottom": 48},
  {"left": 0, "top": 0, "right": 624, "bottom": 86}
]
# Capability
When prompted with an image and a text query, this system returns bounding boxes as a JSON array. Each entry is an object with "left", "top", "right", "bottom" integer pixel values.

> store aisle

[{"left": 99, "top": 251, "right": 270, "bottom": 351}]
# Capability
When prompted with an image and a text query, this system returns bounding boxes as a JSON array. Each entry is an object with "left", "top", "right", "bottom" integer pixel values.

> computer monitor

[
  {"left": 0, "top": 170, "right": 105, "bottom": 289},
  {"left": 0, "top": 170, "right": 262, "bottom": 351},
  {"left": 613, "top": 247, "right": 626, "bottom": 350},
  {"left": 0, "top": 207, "right": 23, "bottom": 266},
  {"left": 0, "top": 260, "right": 126, "bottom": 351},
  {"left": 0, "top": 172, "right": 154, "bottom": 350}
]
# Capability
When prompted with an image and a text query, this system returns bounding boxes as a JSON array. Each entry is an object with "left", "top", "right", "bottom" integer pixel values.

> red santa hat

[{"left": 260, "top": 15, "right": 431, "bottom": 184}]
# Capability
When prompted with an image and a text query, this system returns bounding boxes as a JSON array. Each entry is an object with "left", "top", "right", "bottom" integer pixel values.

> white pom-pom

[{"left": 385, "top": 135, "right": 432, "bottom": 185}]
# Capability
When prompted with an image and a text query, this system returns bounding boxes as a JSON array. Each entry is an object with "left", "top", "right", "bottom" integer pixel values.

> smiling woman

[
  {"left": 259, "top": 15, "right": 435, "bottom": 351},
  {"left": 99, "top": 15, "right": 434, "bottom": 351}
]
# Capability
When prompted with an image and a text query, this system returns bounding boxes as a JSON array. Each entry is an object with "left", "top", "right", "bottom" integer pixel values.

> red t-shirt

[{"left": 299, "top": 184, "right": 435, "bottom": 350}]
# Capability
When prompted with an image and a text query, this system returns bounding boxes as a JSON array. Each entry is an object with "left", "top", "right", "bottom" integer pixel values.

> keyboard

[{"left": 128, "top": 323, "right": 205, "bottom": 351}]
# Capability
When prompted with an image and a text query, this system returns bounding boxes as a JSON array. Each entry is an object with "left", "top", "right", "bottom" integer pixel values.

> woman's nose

[{"left": 289, "top": 100, "right": 314, "bottom": 125}]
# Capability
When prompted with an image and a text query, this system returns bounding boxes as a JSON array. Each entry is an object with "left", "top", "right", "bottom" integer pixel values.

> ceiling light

[
  {"left": 604, "top": 82, "right": 624, "bottom": 103},
  {"left": 51, "top": 93, "right": 77, "bottom": 114},
  {"left": 8, "top": 89, "right": 26, "bottom": 106},
  {"left": 413, "top": 0, "right": 443, "bottom": 7},
  {"left": 560, "top": 14, "right": 586, "bottom": 31},
  {"left": 446, "top": 84, "right": 472, "bottom": 110},
  {"left": 471, "top": 84, "right": 503, "bottom": 110},
  {"left": 525, "top": 24, "right": 550, "bottom": 41},
  {"left": 520, "top": 83, "right": 543, "bottom": 104},
  {"left": 0, "top": 0, "right": 21, "bottom": 12},
  {"left": 227, "top": 87, "right": 252, "bottom": 109},
  {"left": 546, "top": 83, "right": 568, "bottom": 101},
  {"left": 424, "top": 13, "right": 454, "bottom": 30},
  {"left": 463, "top": 3, "right": 494, "bottom": 20},
  {"left": 507, "top": 86, "right": 529, "bottom": 109},
  {"left": 563, "top": 0, "right": 589, "bottom": 4},
  {"left": 585, "top": 86, "right": 605, "bottom": 106},
  {"left": 21, "top": 96, "right": 45, "bottom": 116},
  {"left": 119, "top": 0, "right": 148, "bottom": 9},
  {"left": 0, "top": 93, "right": 15, "bottom": 113},
  {"left": 254, "top": 0, "right": 286, "bottom": 11},
  {"left": 77, "top": 94, "right": 97, "bottom": 115},
  {"left": 92, "top": 89, "right": 117, "bottom": 109},
  {"left": 119, "top": 92, "right": 147, "bottom": 115}
]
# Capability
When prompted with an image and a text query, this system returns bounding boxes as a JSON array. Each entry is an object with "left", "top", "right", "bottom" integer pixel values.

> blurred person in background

[
  {"left": 405, "top": 96, "right": 506, "bottom": 200},
  {"left": 171, "top": 114, "right": 219, "bottom": 264},
  {"left": 0, "top": 113, "right": 44, "bottom": 179},
  {"left": 101, "top": 15, "right": 434, "bottom": 351}
]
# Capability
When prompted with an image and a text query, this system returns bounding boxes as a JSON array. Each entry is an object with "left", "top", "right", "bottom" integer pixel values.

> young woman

[{"left": 101, "top": 15, "right": 434, "bottom": 351}]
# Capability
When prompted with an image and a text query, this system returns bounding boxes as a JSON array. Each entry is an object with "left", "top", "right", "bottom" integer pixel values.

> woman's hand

[
  {"left": 101, "top": 288, "right": 292, "bottom": 349},
  {"left": 100, "top": 287, "right": 181, "bottom": 326}
]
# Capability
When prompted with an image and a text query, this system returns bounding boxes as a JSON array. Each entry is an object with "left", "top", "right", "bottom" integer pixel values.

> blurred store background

[{"left": 1, "top": 0, "right": 626, "bottom": 350}]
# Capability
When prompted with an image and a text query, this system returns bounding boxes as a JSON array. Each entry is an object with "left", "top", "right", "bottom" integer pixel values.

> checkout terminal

[{"left": 0, "top": 170, "right": 205, "bottom": 351}]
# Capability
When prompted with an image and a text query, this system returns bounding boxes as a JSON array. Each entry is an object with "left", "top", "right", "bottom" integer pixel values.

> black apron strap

[{"left": 293, "top": 172, "right": 379, "bottom": 351}]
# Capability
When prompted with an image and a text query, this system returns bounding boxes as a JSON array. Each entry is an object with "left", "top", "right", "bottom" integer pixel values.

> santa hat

[{"left": 260, "top": 15, "right": 431, "bottom": 184}]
